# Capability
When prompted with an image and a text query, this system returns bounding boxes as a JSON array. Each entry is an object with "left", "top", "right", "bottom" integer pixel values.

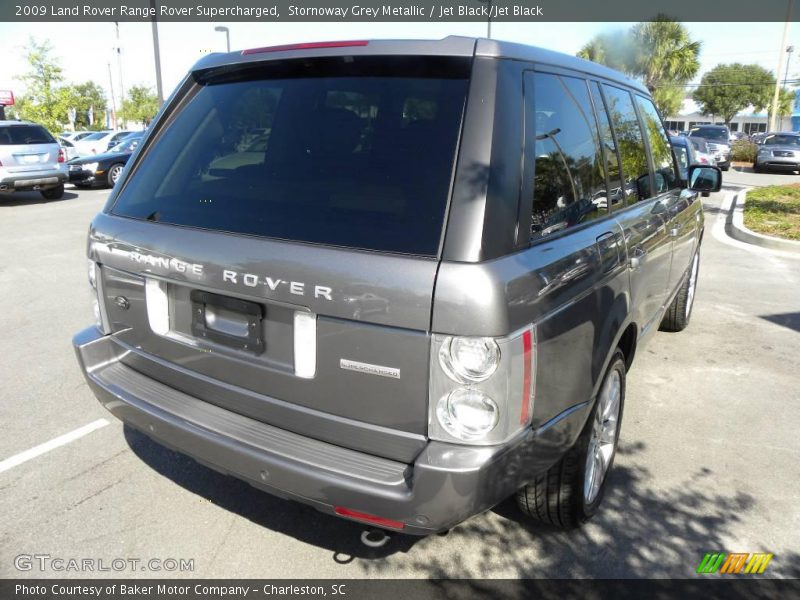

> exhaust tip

[{"left": 360, "top": 528, "right": 391, "bottom": 548}]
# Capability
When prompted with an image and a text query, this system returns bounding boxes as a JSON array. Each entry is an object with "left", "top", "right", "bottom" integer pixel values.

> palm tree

[
  {"left": 629, "top": 17, "right": 701, "bottom": 94},
  {"left": 577, "top": 17, "right": 701, "bottom": 116}
]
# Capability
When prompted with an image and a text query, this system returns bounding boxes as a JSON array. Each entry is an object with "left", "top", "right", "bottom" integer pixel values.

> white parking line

[{"left": 0, "top": 419, "right": 110, "bottom": 474}]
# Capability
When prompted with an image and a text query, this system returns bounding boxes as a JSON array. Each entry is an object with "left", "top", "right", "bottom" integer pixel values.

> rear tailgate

[
  {"left": 91, "top": 216, "right": 436, "bottom": 461},
  {"left": 90, "top": 50, "right": 472, "bottom": 463},
  {"left": 0, "top": 124, "right": 60, "bottom": 173}
]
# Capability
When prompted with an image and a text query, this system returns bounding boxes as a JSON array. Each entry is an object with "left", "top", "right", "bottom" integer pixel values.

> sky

[{"left": 0, "top": 20, "right": 797, "bottom": 112}]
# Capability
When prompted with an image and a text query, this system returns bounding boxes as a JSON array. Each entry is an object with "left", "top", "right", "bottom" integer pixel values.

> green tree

[
  {"left": 628, "top": 18, "right": 701, "bottom": 93},
  {"left": 692, "top": 64, "right": 775, "bottom": 126},
  {"left": 14, "top": 38, "right": 64, "bottom": 131},
  {"left": 118, "top": 85, "right": 160, "bottom": 127},
  {"left": 59, "top": 82, "right": 108, "bottom": 130},
  {"left": 578, "top": 16, "right": 701, "bottom": 116},
  {"left": 652, "top": 86, "right": 686, "bottom": 120}
]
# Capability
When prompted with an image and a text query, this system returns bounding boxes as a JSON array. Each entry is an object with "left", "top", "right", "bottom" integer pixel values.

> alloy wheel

[{"left": 584, "top": 368, "right": 621, "bottom": 504}]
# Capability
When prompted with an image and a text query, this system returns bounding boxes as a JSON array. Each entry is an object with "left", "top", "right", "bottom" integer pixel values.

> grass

[{"left": 744, "top": 185, "right": 800, "bottom": 241}]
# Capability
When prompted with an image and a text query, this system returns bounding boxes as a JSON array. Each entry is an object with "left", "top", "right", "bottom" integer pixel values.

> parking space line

[{"left": 0, "top": 419, "right": 110, "bottom": 474}]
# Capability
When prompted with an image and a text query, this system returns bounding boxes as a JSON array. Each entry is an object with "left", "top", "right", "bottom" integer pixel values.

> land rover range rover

[{"left": 73, "top": 37, "right": 721, "bottom": 535}]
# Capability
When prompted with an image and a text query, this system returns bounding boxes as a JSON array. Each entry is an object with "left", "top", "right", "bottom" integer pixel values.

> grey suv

[
  {"left": 73, "top": 37, "right": 720, "bottom": 535},
  {"left": 0, "top": 121, "right": 68, "bottom": 199}
]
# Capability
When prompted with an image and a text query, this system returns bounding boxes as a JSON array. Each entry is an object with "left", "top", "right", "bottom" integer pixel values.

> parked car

[
  {"left": 72, "top": 130, "right": 135, "bottom": 156},
  {"left": 729, "top": 131, "right": 747, "bottom": 143},
  {"left": 67, "top": 132, "right": 143, "bottom": 188},
  {"left": 686, "top": 137, "right": 716, "bottom": 167},
  {"left": 753, "top": 132, "right": 800, "bottom": 173},
  {"left": 0, "top": 120, "right": 68, "bottom": 199},
  {"left": 688, "top": 125, "right": 731, "bottom": 170},
  {"left": 73, "top": 37, "right": 721, "bottom": 537},
  {"left": 58, "top": 136, "right": 81, "bottom": 161},
  {"left": 60, "top": 131, "right": 93, "bottom": 142}
]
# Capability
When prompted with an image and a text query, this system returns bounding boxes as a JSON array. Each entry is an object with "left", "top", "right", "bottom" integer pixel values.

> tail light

[
  {"left": 428, "top": 326, "right": 535, "bottom": 445},
  {"left": 58, "top": 148, "right": 65, "bottom": 163},
  {"left": 88, "top": 260, "right": 110, "bottom": 334}
]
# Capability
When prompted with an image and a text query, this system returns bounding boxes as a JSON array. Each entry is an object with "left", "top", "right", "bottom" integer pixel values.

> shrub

[{"left": 731, "top": 139, "right": 758, "bottom": 163}]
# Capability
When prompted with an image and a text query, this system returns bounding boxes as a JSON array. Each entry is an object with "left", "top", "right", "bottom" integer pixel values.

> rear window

[
  {"left": 690, "top": 127, "right": 728, "bottom": 142},
  {"left": 0, "top": 125, "right": 56, "bottom": 145},
  {"left": 111, "top": 57, "right": 470, "bottom": 256}
]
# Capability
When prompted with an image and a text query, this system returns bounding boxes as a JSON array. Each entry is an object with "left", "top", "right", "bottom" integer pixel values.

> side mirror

[{"left": 688, "top": 164, "right": 722, "bottom": 194}]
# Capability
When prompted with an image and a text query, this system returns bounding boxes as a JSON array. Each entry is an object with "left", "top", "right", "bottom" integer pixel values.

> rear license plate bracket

[{"left": 190, "top": 290, "right": 264, "bottom": 354}]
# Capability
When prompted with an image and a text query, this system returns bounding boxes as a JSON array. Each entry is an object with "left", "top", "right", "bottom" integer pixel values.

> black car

[{"left": 67, "top": 132, "right": 143, "bottom": 188}]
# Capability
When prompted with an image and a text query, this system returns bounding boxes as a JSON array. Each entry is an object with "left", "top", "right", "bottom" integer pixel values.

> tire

[
  {"left": 720, "top": 164, "right": 730, "bottom": 172},
  {"left": 660, "top": 250, "right": 700, "bottom": 332},
  {"left": 516, "top": 350, "right": 626, "bottom": 529},
  {"left": 106, "top": 163, "right": 124, "bottom": 187},
  {"left": 40, "top": 184, "right": 64, "bottom": 200}
]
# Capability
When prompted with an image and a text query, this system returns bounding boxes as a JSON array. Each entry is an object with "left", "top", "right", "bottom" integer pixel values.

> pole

[
  {"left": 115, "top": 22, "right": 125, "bottom": 126},
  {"left": 780, "top": 46, "right": 794, "bottom": 130},
  {"left": 487, "top": 0, "right": 492, "bottom": 39},
  {"left": 107, "top": 62, "right": 117, "bottom": 129},
  {"left": 769, "top": 0, "right": 794, "bottom": 132},
  {"left": 150, "top": 0, "right": 164, "bottom": 105},
  {"left": 214, "top": 26, "right": 231, "bottom": 52}
]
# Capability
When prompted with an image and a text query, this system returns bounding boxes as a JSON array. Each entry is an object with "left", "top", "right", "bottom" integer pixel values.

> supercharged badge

[{"left": 340, "top": 359, "right": 400, "bottom": 379}]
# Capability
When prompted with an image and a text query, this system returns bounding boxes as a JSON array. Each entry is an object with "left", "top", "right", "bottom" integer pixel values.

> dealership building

[{"left": 664, "top": 90, "right": 800, "bottom": 133}]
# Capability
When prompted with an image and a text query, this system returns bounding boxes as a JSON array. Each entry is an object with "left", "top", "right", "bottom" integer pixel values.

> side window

[
  {"left": 635, "top": 96, "right": 678, "bottom": 193},
  {"left": 602, "top": 85, "right": 651, "bottom": 203},
  {"left": 590, "top": 82, "right": 625, "bottom": 211},
  {"left": 528, "top": 72, "right": 609, "bottom": 239}
]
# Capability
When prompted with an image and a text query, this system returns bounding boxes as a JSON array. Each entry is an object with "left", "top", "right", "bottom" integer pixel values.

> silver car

[
  {"left": 754, "top": 133, "right": 800, "bottom": 173},
  {"left": 0, "top": 121, "right": 68, "bottom": 200}
]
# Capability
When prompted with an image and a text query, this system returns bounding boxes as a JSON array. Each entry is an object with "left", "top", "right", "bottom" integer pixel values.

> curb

[{"left": 726, "top": 189, "right": 800, "bottom": 254}]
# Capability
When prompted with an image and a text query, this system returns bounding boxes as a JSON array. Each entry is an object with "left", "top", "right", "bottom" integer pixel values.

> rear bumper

[
  {"left": 73, "top": 326, "right": 589, "bottom": 534},
  {"left": 0, "top": 168, "right": 67, "bottom": 190}
]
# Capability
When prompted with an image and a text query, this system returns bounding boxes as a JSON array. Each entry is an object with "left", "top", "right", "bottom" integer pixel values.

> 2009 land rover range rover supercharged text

[{"left": 73, "top": 37, "right": 721, "bottom": 535}]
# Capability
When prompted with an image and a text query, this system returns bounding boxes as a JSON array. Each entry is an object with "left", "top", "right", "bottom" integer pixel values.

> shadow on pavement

[
  {"left": 760, "top": 312, "right": 800, "bottom": 334},
  {"left": 376, "top": 441, "right": 757, "bottom": 578},
  {"left": 125, "top": 424, "right": 762, "bottom": 578},
  {"left": 123, "top": 425, "right": 422, "bottom": 561},
  {"left": 0, "top": 190, "right": 80, "bottom": 206}
]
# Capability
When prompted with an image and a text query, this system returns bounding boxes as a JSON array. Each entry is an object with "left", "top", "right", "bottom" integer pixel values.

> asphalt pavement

[{"left": 1, "top": 180, "right": 798, "bottom": 579}]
